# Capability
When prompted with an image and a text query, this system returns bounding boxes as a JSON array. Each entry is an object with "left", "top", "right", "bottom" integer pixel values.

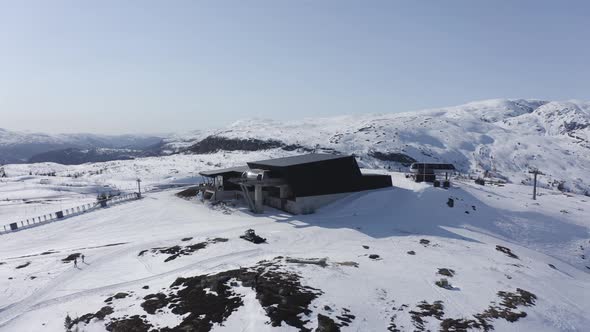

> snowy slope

[
  {"left": 0, "top": 166, "right": 588, "bottom": 331},
  {"left": 161, "top": 99, "right": 590, "bottom": 194}
]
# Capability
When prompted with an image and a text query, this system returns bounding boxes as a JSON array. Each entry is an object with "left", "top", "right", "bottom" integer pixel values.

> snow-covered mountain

[
  {"left": 0, "top": 129, "right": 162, "bottom": 164},
  {"left": 163, "top": 99, "right": 590, "bottom": 194},
  {"left": 2, "top": 99, "right": 589, "bottom": 331},
  {"left": 3, "top": 99, "right": 589, "bottom": 193}
]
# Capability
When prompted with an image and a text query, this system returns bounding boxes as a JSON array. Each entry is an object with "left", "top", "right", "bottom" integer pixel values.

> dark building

[
  {"left": 409, "top": 163, "right": 456, "bottom": 183},
  {"left": 199, "top": 154, "right": 392, "bottom": 214}
]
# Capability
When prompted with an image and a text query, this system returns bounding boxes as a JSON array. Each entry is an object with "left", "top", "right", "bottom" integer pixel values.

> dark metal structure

[
  {"left": 528, "top": 169, "right": 544, "bottom": 200},
  {"left": 409, "top": 163, "right": 456, "bottom": 183},
  {"left": 199, "top": 166, "right": 248, "bottom": 191}
]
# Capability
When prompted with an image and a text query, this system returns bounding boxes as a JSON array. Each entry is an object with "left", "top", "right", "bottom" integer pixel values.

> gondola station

[{"left": 198, "top": 154, "right": 392, "bottom": 214}]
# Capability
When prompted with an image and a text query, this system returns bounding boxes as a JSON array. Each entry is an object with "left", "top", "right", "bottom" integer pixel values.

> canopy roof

[
  {"left": 248, "top": 153, "right": 345, "bottom": 168},
  {"left": 199, "top": 165, "right": 248, "bottom": 177}
]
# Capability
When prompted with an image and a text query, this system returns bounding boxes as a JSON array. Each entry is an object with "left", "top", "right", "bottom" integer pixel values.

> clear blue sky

[{"left": 0, "top": 1, "right": 588, "bottom": 134}]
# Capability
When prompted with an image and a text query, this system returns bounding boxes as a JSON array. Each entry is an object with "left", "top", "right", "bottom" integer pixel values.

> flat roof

[
  {"left": 199, "top": 165, "right": 249, "bottom": 177},
  {"left": 248, "top": 153, "right": 348, "bottom": 167},
  {"left": 410, "top": 163, "right": 455, "bottom": 170}
]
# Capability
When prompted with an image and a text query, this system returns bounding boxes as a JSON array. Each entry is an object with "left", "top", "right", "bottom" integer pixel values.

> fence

[{"left": 0, "top": 192, "right": 140, "bottom": 235}]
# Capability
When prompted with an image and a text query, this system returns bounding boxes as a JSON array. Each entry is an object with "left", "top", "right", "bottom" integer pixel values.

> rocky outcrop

[
  {"left": 186, "top": 135, "right": 316, "bottom": 154},
  {"left": 368, "top": 150, "right": 416, "bottom": 166},
  {"left": 187, "top": 136, "right": 285, "bottom": 154}
]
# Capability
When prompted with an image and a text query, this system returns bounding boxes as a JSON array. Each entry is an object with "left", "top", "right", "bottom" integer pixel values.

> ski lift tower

[
  {"left": 528, "top": 169, "right": 544, "bottom": 200},
  {"left": 136, "top": 178, "right": 142, "bottom": 198}
]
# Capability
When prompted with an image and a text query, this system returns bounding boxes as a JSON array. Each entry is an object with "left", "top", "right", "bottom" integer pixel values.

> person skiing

[
  {"left": 73, "top": 257, "right": 78, "bottom": 268},
  {"left": 81, "top": 254, "right": 85, "bottom": 264}
]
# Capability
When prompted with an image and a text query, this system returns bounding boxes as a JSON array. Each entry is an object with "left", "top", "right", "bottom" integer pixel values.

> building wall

[
  {"left": 265, "top": 192, "right": 351, "bottom": 214},
  {"left": 248, "top": 156, "right": 363, "bottom": 197}
]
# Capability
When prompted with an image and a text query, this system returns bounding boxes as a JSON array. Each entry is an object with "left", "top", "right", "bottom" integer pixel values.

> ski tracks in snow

[{"left": 0, "top": 248, "right": 263, "bottom": 328}]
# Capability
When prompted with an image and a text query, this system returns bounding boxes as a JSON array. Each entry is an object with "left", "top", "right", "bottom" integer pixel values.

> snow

[
  {"left": 3, "top": 98, "right": 589, "bottom": 193},
  {"left": 0, "top": 98, "right": 589, "bottom": 330},
  {"left": 153, "top": 98, "right": 590, "bottom": 194},
  {"left": 0, "top": 165, "right": 588, "bottom": 331}
]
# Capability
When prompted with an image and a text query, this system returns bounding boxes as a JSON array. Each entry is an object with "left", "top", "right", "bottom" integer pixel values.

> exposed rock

[
  {"left": 71, "top": 258, "right": 323, "bottom": 332},
  {"left": 435, "top": 278, "right": 456, "bottom": 290},
  {"left": 316, "top": 314, "right": 340, "bottom": 332},
  {"left": 141, "top": 293, "right": 167, "bottom": 314},
  {"left": 419, "top": 239, "right": 430, "bottom": 247},
  {"left": 446, "top": 198, "right": 454, "bottom": 208},
  {"left": 437, "top": 268, "right": 455, "bottom": 277},
  {"left": 410, "top": 300, "right": 445, "bottom": 331},
  {"left": 286, "top": 257, "right": 328, "bottom": 267},
  {"left": 368, "top": 151, "right": 416, "bottom": 166},
  {"left": 113, "top": 292, "right": 129, "bottom": 299},
  {"left": 139, "top": 238, "right": 228, "bottom": 262},
  {"left": 66, "top": 306, "right": 114, "bottom": 329},
  {"left": 105, "top": 315, "right": 152, "bottom": 332},
  {"left": 187, "top": 136, "right": 284, "bottom": 154},
  {"left": 62, "top": 253, "right": 81, "bottom": 263},
  {"left": 15, "top": 262, "right": 30, "bottom": 269},
  {"left": 496, "top": 245, "right": 519, "bottom": 259}
]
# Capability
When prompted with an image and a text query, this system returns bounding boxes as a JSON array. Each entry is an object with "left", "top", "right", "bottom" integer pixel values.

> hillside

[
  {"left": 0, "top": 129, "right": 162, "bottom": 164},
  {"left": 160, "top": 99, "right": 590, "bottom": 194},
  {"left": 3, "top": 99, "right": 589, "bottom": 194},
  {"left": 0, "top": 168, "right": 588, "bottom": 331}
]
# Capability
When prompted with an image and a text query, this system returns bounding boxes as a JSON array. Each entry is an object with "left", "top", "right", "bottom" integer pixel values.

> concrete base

[
  {"left": 265, "top": 192, "right": 350, "bottom": 215},
  {"left": 254, "top": 185, "right": 263, "bottom": 213},
  {"left": 210, "top": 189, "right": 349, "bottom": 215}
]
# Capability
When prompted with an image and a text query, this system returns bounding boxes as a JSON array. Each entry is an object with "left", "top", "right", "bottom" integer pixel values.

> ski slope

[
  {"left": 0, "top": 172, "right": 588, "bottom": 331},
  {"left": 160, "top": 99, "right": 590, "bottom": 195}
]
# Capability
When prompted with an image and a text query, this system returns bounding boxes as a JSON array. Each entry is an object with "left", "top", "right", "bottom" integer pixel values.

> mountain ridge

[
  {"left": 3, "top": 98, "right": 589, "bottom": 193},
  {"left": 163, "top": 98, "right": 589, "bottom": 194}
]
